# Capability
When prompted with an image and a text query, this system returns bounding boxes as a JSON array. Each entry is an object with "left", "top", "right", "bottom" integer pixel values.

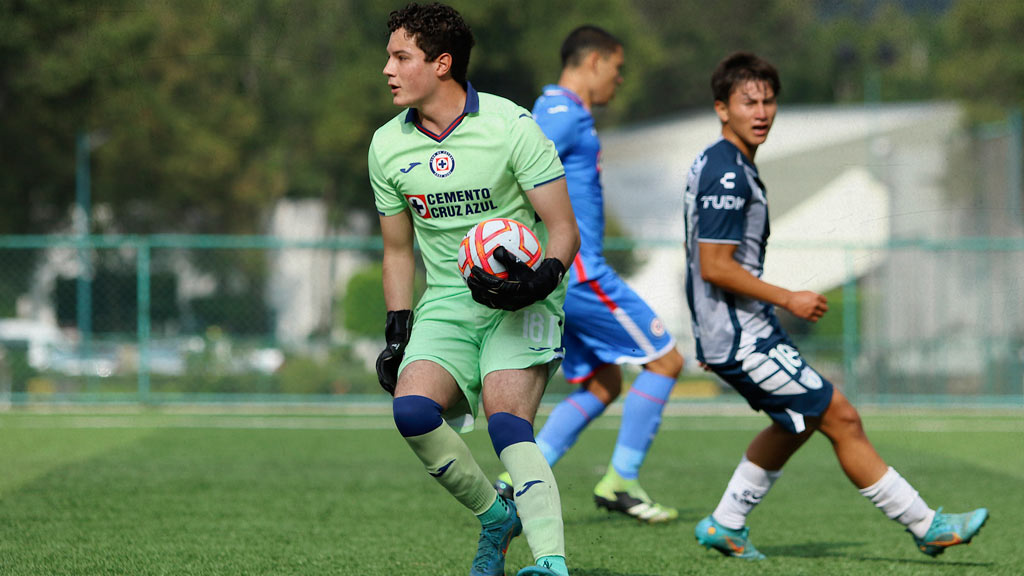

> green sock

[
  {"left": 537, "top": 555, "right": 568, "bottom": 576},
  {"left": 404, "top": 422, "right": 495, "bottom": 515},
  {"left": 499, "top": 441, "right": 564, "bottom": 559},
  {"left": 476, "top": 492, "right": 509, "bottom": 526}
]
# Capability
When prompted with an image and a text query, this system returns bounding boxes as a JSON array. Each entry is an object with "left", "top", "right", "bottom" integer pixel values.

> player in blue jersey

[
  {"left": 370, "top": 4, "right": 580, "bottom": 576},
  {"left": 684, "top": 51, "right": 987, "bottom": 559},
  {"left": 494, "top": 26, "right": 685, "bottom": 523}
]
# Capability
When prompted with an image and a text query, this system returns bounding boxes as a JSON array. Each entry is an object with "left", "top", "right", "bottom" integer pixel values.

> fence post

[
  {"left": 137, "top": 238, "right": 151, "bottom": 403},
  {"left": 1010, "top": 109, "right": 1022, "bottom": 228},
  {"left": 75, "top": 134, "right": 93, "bottom": 392},
  {"left": 842, "top": 249, "right": 859, "bottom": 402}
]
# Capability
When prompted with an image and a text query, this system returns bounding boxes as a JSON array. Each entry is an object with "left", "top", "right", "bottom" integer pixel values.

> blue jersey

[
  {"left": 532, "top": 85, "right": 609, "bottom": 284},
  {"left": 683, "top": 138, "right": 779, "bottom": 365},
  {"left": 534, "top": 85, "right": 675, "bottom": 380}
]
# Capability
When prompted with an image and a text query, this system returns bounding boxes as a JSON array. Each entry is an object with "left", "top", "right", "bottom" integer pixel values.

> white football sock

[
  {"left": 858, "top": 467, "right": 935, "bottom": 538},
  {"left": 712, "top": 456, "right": 782, "bottom": 530}
]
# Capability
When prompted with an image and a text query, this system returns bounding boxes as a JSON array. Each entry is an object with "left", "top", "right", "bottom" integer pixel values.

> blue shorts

[
  {"left": 708, "top": 333, "right": 833, "bottom": 434},
  {"left": 561, "top": 269, "right": 675, "bottom": 383}
]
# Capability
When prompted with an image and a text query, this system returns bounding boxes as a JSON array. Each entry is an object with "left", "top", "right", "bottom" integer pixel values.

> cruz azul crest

[{"left": 429, "top": 150, "right": 455, "bottom": 178}]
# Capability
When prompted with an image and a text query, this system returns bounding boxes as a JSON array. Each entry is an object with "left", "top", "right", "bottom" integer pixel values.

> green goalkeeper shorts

[{"left": 399, "top": 286, "right": 565, "bottom": 433}]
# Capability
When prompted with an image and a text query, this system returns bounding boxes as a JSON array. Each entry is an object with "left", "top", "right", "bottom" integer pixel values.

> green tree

[
  {"left": 0, "top": 0, "right": 135, "bottom": 234},
  {"left": 938, "top": 0, "right": 1024, "bottom": 121},
  {"left": 9, "top": 0, "right": 1007, "bottom": 241}
]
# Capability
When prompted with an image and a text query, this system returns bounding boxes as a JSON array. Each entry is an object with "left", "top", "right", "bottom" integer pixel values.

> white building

[{"left": 599, "top": 102, "right": 1024, "bottom": 393}]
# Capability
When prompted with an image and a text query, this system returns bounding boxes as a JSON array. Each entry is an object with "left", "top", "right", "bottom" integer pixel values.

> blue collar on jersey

[
  {"left": 541, "top": 84, "right": 584, "bottom": 107},
  {"left": 404, "top": 81, "right": 480, "bottom": 141}
]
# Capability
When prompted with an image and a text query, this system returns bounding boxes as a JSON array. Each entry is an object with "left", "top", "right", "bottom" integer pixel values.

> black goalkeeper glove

[
  {"left": 467, "top": 246, "right": 566, "bottom": 312},
  {"left": 375, "top": 309, "right": 412, "bottom": 395}
]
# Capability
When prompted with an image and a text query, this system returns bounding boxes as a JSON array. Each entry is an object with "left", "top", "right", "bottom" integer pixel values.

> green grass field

[{"left": 0, "top": 407, "right": 1020, "bottom": 575}]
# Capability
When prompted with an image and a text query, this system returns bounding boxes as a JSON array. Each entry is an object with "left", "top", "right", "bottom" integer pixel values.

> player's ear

[
  {"left": 434, "top": 52, "right": 453, "bottom": 78},
  {"left": 714, "top": 99, "right": 729, "bottom": 124}
]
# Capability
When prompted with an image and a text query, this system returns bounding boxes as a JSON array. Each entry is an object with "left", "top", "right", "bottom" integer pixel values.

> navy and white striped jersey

[{"left": 683, "top": 137, "right": 779, "bottom": 365}]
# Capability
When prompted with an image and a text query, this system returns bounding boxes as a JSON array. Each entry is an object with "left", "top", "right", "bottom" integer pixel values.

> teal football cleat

[
  {"left": 470, "top": 497, "right": 522, "bottom": 576},
  {"left": 694, "top": 515, "right": 765, "bottom": 560},
  {"left": 494, "top": 471, "right": 514, "bottom": 501},
  {"left": 913, "top": 507, "right": 988, "bottom": 557}
]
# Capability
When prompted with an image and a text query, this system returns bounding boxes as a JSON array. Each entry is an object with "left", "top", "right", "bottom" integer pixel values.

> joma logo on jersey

[
  {"left": 429, "top": 150, "right": 455, "bottom": 178},
  {"left": 701, "top": 195, "right": 746, "bottom": 210}
]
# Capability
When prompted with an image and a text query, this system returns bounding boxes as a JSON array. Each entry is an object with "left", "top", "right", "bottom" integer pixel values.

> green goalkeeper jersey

[{"left": 369, "top": 83, "right": 565, "bottom": 291}]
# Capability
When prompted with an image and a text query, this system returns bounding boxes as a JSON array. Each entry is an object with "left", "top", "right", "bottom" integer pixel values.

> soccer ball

[{"left": 458, "top": 218, "right": 543, "bottom": 281}]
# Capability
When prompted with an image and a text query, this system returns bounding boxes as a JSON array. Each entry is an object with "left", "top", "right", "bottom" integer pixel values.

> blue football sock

[
  {"left": 535, "top": 388, "right": 607, "bottom": 467},
  {"left": 610, "top": 371, "right": 675, "bottom": 479}
]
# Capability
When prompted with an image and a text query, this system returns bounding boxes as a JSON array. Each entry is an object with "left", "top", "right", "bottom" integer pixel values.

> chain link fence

[{"left": 1, "top": 235, "right": 1022, "bottom": 407}]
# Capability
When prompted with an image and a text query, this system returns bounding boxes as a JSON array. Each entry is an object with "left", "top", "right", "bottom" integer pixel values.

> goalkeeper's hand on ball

[
  {"left": 467, "top": 246, "right": 566, "bottom": 312},
  {"left": 375, "top": 309, "right": 412, "bottom": 395}
]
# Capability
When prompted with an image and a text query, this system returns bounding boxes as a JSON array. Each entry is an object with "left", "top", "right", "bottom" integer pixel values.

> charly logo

[
  {"left": 720, "top": 171, "right": 736, "bottom": 189},
  {"left": 429, "top": 150, "right": 455, "bottom": 178}
]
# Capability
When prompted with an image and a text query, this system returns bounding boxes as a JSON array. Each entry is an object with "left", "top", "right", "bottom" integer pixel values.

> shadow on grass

[
  {"left": 567, "top": 508, "right": 706, "bottom": 527},
  {"left": 569, "top": 567, "right": 660, "bottom": 576},
  {"left": 856, "top": 555, "right": 994, "bottom": 569},
  {"left": 759, "top": 540, "right": 865, "bottom": 558},
  {"left": 764, "top": 541, "right": 994, "bottom": 568}
]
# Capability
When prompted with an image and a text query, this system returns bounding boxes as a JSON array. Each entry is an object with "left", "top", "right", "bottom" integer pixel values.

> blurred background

[{"left": 0, "top": 0, "right": 1021, "bottom": 407}]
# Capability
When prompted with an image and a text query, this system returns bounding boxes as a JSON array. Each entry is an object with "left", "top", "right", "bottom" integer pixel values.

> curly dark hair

[
  {"left": 711, "top": 51, "right": 781, "bottom": 104},
  {"left": 388, "top": 3, "right": 475, "bottom": 86}
]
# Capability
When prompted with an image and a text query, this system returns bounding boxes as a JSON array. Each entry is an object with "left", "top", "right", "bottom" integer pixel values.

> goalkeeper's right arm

[
  {"left": 380, "top": 211, "right": 416, "bottom": 312},
  {"left": 376, "top": 211, "right": 416, "bottom": 394}
]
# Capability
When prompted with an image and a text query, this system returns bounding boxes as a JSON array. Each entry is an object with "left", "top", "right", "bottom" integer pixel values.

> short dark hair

[
  {"left": 388, "top": 3, "right": 475, "bottom": 86},
  {"left": 560, "top": 25, "right": 622, "bottom": 69},
  {"left": 711, "top": 51, "right": 781, "bottom": 104}
]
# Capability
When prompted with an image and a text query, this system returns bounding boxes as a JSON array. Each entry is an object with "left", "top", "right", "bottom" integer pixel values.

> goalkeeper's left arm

[{"left": 526, "top": 177, "right": 579, "bottom": 271}]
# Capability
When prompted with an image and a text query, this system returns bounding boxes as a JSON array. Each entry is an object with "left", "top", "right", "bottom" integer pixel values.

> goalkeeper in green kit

[{"left": 367, "top": 3, "right": 580, "bottom": 575}]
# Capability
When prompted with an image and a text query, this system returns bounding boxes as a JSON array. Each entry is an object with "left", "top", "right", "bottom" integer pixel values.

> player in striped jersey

[{"left": 684, "top": 51, "right": 987, "bottom": 560}]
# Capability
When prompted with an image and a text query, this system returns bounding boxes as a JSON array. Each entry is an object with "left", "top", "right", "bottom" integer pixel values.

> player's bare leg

[
  {"left": 745, "top": 421, "right": 814, "bottom": 471},
  {"left": 818, "top": 389, "right": 988, "bottom": 556},
  {"left": 584, "top": 363, "right": 623, "bottom": 404},
  {"left": 484, "top": 365, "right": 569, "bottom": 576},
  {"left": 816, "top": 389, "right": 887, "bottom": 487}
]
